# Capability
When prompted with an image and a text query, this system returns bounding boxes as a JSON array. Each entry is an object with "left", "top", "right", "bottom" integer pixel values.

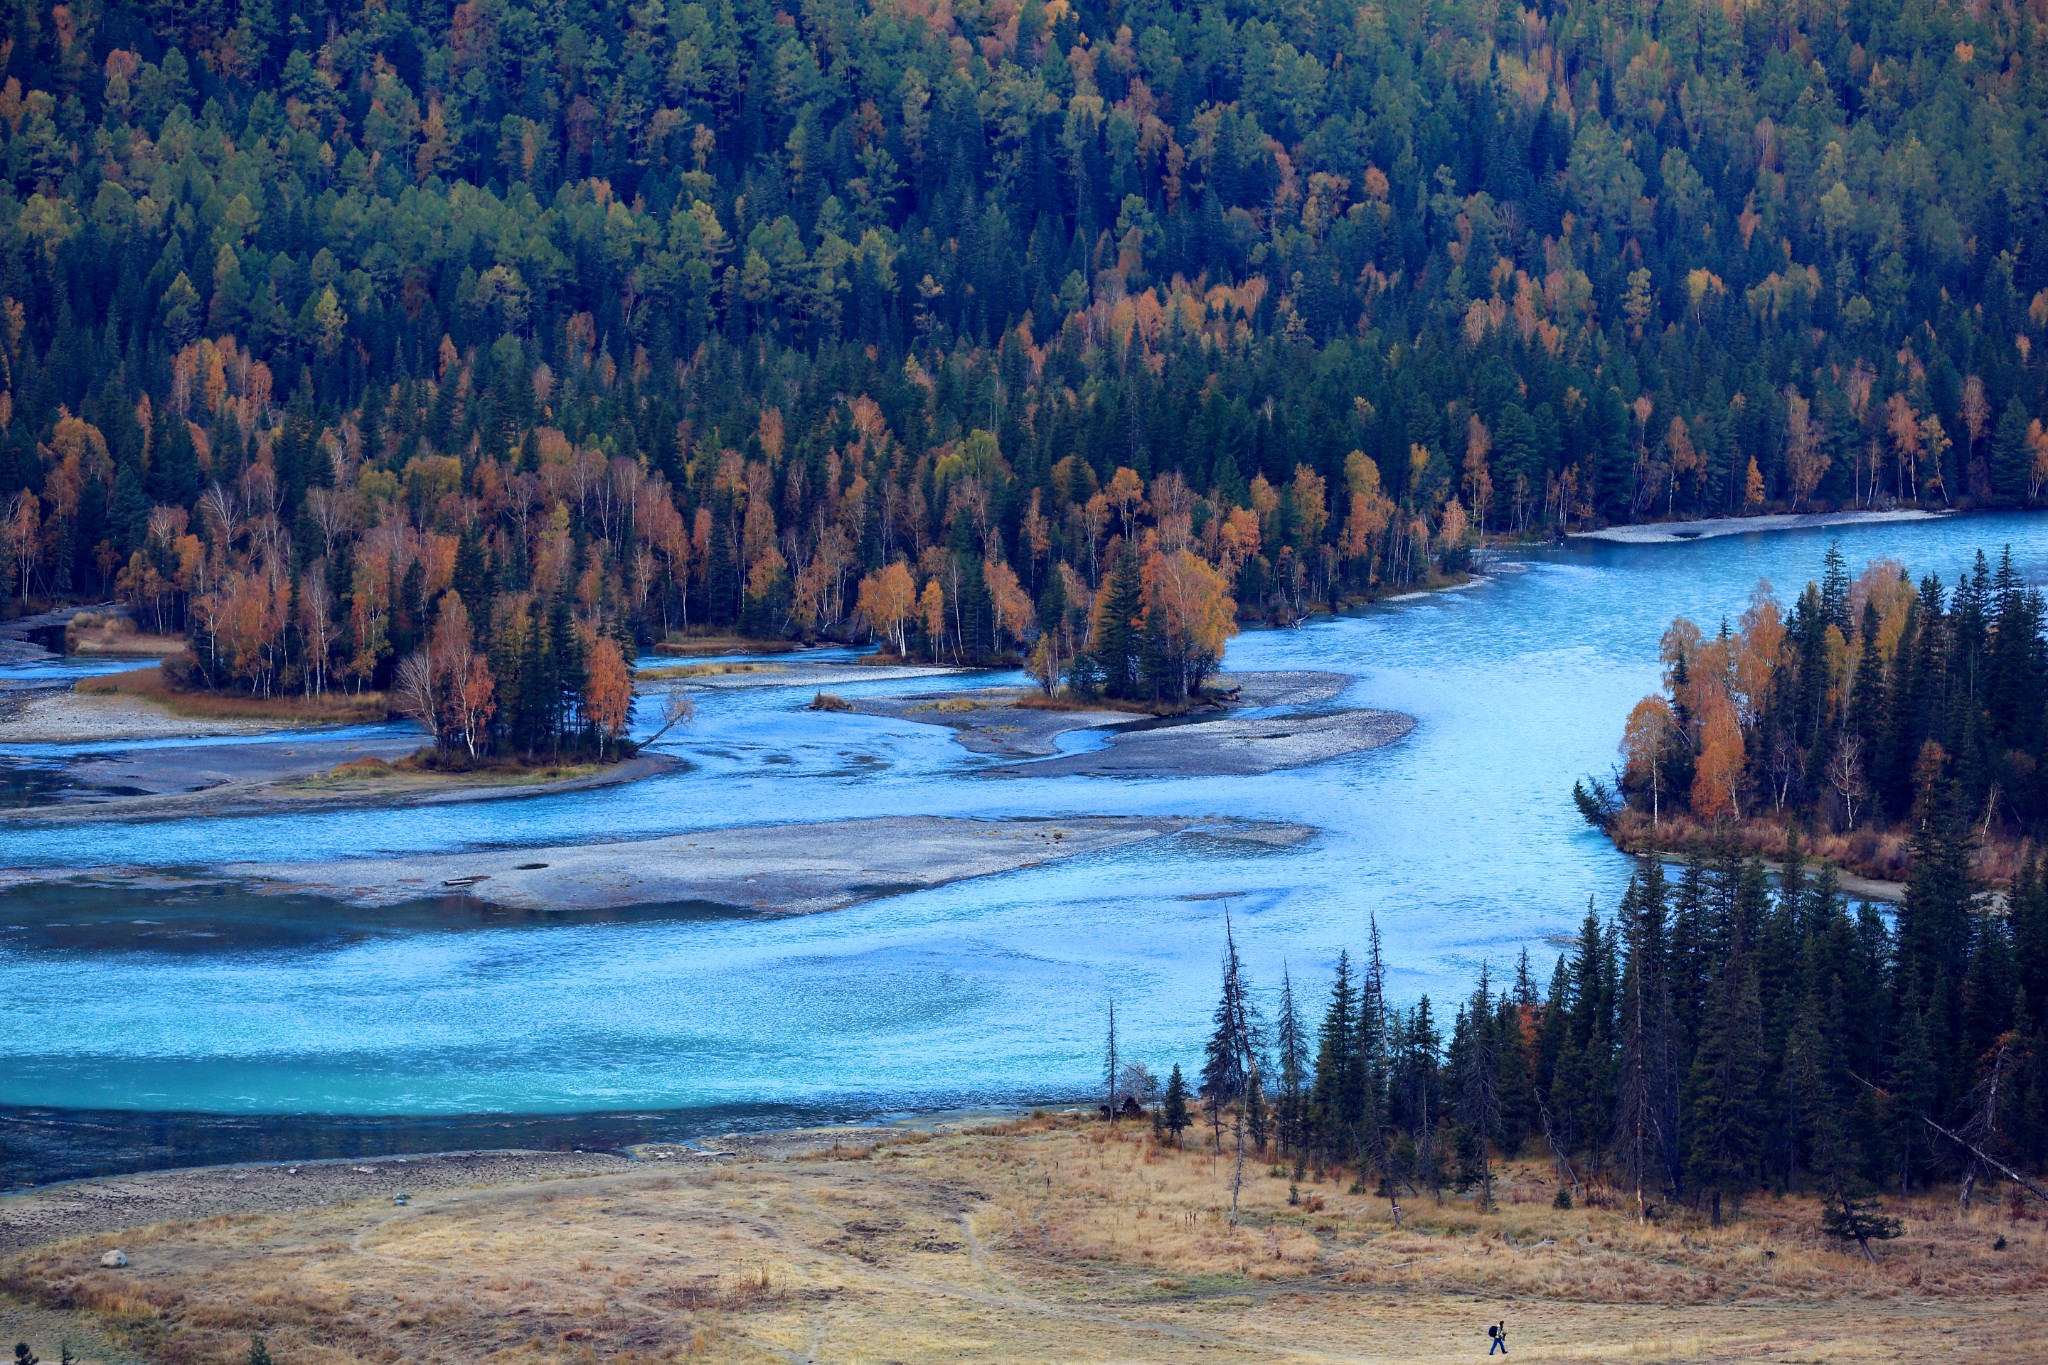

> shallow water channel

[{"left": 4, "top": 514, "right": 2047, "bottom": 1180}]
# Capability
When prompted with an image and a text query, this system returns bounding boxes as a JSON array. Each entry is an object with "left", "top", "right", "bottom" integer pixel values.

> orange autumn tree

[
  {"left": 856, "top": 560, "right": 915, "bottom": 655},
  {"left": 1691, "top": 694, "right": 1745, "bottom": 822},
  {"left": 1144, "top": 547, "right": 1238, "bottom": 701},
  {"left": 582, "top": 635, "right": 634, "bottom": 760},
  {"left": 1620, "top": 696, "right": 1679, "bottom": 827}
]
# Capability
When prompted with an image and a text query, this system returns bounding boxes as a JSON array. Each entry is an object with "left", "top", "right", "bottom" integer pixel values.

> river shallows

[{"left": 3, "top": 514, "right": 2045, "bottom": 1144}]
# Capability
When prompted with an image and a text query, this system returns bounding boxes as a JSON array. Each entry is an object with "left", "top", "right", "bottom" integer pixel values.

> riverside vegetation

[
  {"left": 1592, "top": 541, "right": 2048, "bottom": 885},
  {"left": 6, "top": 0, "right": 2048, "bottom": 753},
  {"left": 1180, "top": 848, "right": 2048, "bottom": 1238}
]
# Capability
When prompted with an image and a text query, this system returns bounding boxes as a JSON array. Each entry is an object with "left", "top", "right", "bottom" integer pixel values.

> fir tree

[
  {"left": 1684, "top": 907, "right": 1766, "bottom": 1224},
  {"left": 1310, "top": 950, "right": 1360, "bottom": 1165},
  {"left": 1158, "top": 1064, "right": 1191, "bottom": 1147},
  {"left": 1090, "top": 544, "right": 1146, "bottom": 700},
  {"left": 1274, "top": 967, "right": 1310, "bottom": 1158}
]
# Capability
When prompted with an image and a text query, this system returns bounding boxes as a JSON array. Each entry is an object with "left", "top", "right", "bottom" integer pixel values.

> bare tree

[
  {"left": 392, "top": 651, "right": 440, "bottom": 743},
  {"left": 1104, "top": 998, "right": 1120, "bottom": 1125},
  {"left": 1828, "top": 738, "right": 1870, "bottom": 830},
  {"left": 640, "top": 687, "right": 696, "bottom": 746}
]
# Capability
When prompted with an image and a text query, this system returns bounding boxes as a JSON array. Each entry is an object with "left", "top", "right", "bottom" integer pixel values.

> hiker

[{"left": 1487, "top": 1321, "right": 1507, "bottom": 1355}]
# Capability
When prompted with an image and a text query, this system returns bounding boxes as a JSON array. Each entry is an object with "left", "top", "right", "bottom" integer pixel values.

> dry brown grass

[
  {"left": 651, "top": 635, "right": 806, "bottom": 657},
  {"left": 294, "top": 754, "right": 605, "bottom": 792},
  {"left": 1012, "top": 691, "right": 1202, "bottom": 716},
  {"left": 63, "top": 613, "right": 185, "bottom": 657},
  {"left": 5, "top": 1119, "right": 2041, "bottom": 1364},
  {"left": 1610, "top": 809, "right": 2032, "bottom": 890},
  {"left": 914, "top": 697, "right": 985, "bottom": 714},
  {"left": 635, "top": 662, "right": 784, "bottom": 682},
  {"left": 76, "top": 666, "right": 389, "bottom": 724}
]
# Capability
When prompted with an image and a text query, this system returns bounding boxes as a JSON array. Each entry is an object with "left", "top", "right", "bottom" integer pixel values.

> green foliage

[
  {"left": 4, "top": 0, "right": 2047, "bottom": 748},
  {"left": 1821, "top": 1192, "right": 1904, "bottom": 1261},
  {"left": 1158, "top": 1063, "right": 1191, "bottom": 1145},
  {"left": 1572, "top": 776, "right": 1620, "bottom": 831},
  {"left": 1265, "top": 846, "right": 2048, "bottom": 1213}
]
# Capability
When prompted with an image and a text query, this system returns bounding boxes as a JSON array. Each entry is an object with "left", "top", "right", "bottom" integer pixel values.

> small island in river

[
  {"left": 17, "top": 814, "right": 1313, "bottom": 916},
  {"left": 834, "top": 670, "right": 1415, "bottom": 776}
]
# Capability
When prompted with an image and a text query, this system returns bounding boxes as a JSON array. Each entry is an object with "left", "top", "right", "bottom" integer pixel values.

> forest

[
  {"left": 4, "top": 0, "right": 2048, "bottom": 747},
  {"left": 1172, "top": 847, "right": 2048, "bottom": 1225},
  {"left": 1595, "top": 542, "right": 2048, "bottom": 876}
]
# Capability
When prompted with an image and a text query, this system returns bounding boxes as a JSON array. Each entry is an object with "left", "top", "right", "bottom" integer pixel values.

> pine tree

[
  {"left": 1274, "top": 967, "right": 1309, "bottom": 1158},
  {"left": 1159, "top": 1063, "right": 1191, "bottom": 1146},
  {"left": 1614, "top": 864, "right": 1677, "bottom": 1218},
  {"left": 1684, "top": 909, "right": 1766, "bottom": 1223},
  {"left": 1310, "top": 950, "right": 1360, "bottom": 1165},
  {"left": 1821, "top": 1191, "right": 1903, "bottom": 1262},
  {"left": 1090, "top": 543, "right": 1146, "bottom": 699},
  {"left": 1457, "top": 967, "right": 1502, "bottom": 1211}
]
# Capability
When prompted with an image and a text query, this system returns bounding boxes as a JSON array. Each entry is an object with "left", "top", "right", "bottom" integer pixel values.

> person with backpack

[{"left": 1488, "top": 1321, "right": 1508, "bottom": 1354}]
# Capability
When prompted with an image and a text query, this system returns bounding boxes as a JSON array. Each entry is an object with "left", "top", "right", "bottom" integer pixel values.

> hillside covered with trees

[{"left": 5, "top": 0, "right": 2048, "bottom": 751}]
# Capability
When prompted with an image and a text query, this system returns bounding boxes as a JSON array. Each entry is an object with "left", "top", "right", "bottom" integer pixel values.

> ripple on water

[{"left": 3, "top": 512, "right": 2044, "bottom": 1135}]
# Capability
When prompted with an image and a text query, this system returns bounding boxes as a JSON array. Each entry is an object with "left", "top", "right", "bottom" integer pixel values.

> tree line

[
  {"left": 1598, "top": 543, "right": 2048, "bottom": 862},
  {"left": 1147, "top": 847, "right": 2047, "bottom": 1226},
  {"left": 5, "top": 0, "right": 2048, "bottom": 719}
]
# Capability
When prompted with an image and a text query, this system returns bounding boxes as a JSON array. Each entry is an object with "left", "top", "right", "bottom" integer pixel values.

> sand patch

[
  {"left": 0, "top": 690, "right": 283, "bottom": 743},
  {"left": 842, "top": 689, "right": 1134, "bottom": 756},
  {"left": 840, "top": 671, "right": 1399, "bottom": 773},
  {"left": 991, "top": 708, "right": 1416, "bottom": 778},
  {"left": 1572, "top": 509, "right": 1946, "bottom": 544},
  {"left": 215, "top": 814, "right": 1314, "bottom": 912},
  {"left": 1, "top": 746, "right": 675, "bottom": 823}
]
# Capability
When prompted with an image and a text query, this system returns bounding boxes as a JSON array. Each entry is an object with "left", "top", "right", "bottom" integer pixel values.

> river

[{"left": 3, "top": 513, "right": 2044, "bottom": 1180}]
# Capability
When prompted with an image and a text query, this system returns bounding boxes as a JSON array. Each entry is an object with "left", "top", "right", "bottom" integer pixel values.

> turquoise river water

[{"left": 3, "top": 513, "right": 2046, "bottom": 1176}]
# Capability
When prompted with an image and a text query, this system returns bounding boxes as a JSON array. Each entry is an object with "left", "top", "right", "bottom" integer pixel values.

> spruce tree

[
  {"left": 1361, "top": 920, "right": 1404, "bottom": 1225},
  {"left": 1456, "top": 967, "right": 1502, "bottom": 1211},
  {"left": 1684, "top": 906, "right": 1765, "bottom": 1224},
  {"left": 1090, "top": 543, "right": 1146, "bottom": 699},
  {"left": 1159, "top": 1064, "right": 1191, "bottom": 1146},
  {"left": 1614, "top": 865, "right": 1677, "bottom": 1217},
  {"left": 1310, "top": 951, "right": 1359, "bottom": 1166},
  {"left": 1274, "top": 968, "right": 1309, "bottom": 1158},
  {"left": 1200, "top": 923, "right": 1252, "bottom": 1149}
]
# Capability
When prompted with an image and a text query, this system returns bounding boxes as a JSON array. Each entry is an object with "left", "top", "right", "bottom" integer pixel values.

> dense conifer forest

[
  {"left": 5, "top": 0, "right": 2048, "bottom": 751},
  {"left": 1182, "top": 848, "right": 2048, "bottom": 1219},
  {"left": 1594, "top": 542, "right": 2048, "bottom": 871}
]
